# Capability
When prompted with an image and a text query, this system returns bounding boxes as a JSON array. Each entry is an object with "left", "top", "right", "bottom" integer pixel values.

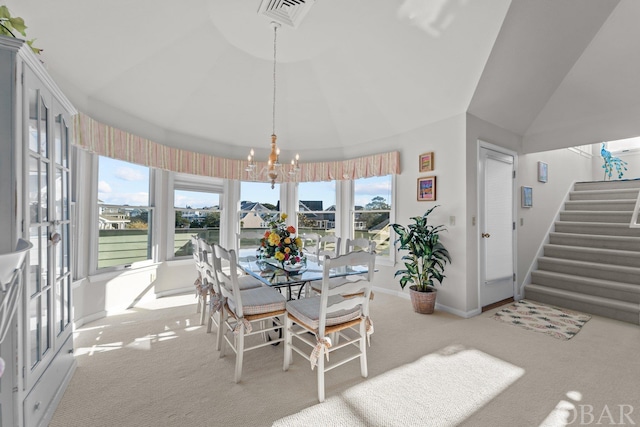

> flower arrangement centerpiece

[{"left": 259, "top": 213, "right": 304, "bottom": 269}]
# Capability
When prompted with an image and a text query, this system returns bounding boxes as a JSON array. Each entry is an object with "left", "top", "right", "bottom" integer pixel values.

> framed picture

[
  {"left": 522, "top": 186, "right": 533, "bottom": 208},
  {"left": 417, "top": 176, "right": 436, "bottom": 201},
  {"left": 538, "top": 161, "right": 548, "bottom": 183},
  {"left": 419, "top": 152, "right": 434, "bottom": 172}
]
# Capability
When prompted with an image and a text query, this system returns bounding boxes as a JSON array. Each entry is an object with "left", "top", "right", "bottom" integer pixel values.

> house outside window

[
  {"left": 297, "top": 181, "right": 337, "bottom": 239},
  {"left": 238, "top": 182, "right": 280, "bottom": 249}
]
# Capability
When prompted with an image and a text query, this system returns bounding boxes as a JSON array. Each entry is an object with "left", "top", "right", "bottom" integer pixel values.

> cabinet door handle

[{"left": 481, "top": 233, "right": 491, "bottom": 238}]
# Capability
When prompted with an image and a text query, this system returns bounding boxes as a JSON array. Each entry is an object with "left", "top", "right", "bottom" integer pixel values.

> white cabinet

[{"left": 0, "top": 35, "right": 76, "bottom": 427}]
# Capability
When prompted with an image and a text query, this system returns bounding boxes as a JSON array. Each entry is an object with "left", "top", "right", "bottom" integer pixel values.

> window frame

[
  {"left": 93, "top": 156, "right": 155, "bottom": 272},
  {"left": 169, "top": 172, "right": 224, "bottom": 260}
]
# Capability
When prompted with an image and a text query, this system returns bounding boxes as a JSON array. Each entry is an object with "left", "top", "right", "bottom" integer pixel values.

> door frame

[{"left": 476, "top": 140, "right": 519, "bottom": 310}]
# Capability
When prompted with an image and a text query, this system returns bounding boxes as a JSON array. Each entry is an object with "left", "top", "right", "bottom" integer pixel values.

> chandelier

[{"left": 246, "top": 21, "right": 300, "bottom": 189}]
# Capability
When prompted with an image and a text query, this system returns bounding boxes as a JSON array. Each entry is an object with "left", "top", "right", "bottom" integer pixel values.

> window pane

[
  {"left": 239, "top": 182, "right": 280, "bottom": 248},
  {"left": 97, "top": 157, "right": 151, "bottom": 268},
  {"left": 174, "top": 190, "right": 221, "bottom": 257},
  {"left": 354, "top": 175, "right": 392, "bottom": 256},
  {"left": 98, "top": 157, "right": 149, "bottom": 206},
  {"left": 98, "top": 208, "right": 152, "bottom": 268},
  {"left": 297, "top": 181, "right": 336, "bottom": 236}
]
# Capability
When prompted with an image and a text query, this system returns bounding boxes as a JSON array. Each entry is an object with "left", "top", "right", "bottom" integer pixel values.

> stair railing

[{"left": 630, "top": 189, "right": 640, "bottom": 228}]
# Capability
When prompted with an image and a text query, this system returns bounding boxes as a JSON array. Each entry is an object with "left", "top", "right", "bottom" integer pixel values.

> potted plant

[{"left": 391, "top": 205, "right": 451, "bottom": 314}]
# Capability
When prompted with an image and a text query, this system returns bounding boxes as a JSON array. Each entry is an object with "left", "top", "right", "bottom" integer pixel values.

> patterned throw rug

[{"left": 492, "top": 299, "right": 591, "bottom": 340}]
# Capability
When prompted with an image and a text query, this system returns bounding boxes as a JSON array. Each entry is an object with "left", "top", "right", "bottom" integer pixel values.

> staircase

[{"left": 524, "top": 180, "right": 640, "bottom": 325}]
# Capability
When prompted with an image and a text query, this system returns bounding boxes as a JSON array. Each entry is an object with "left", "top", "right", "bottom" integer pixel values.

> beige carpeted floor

[{"left": 50, "top": 293, "right": 640, "bottom": 427}]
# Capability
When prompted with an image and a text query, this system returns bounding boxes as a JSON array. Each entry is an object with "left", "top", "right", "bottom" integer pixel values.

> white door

[{"left": 479, "top": 146, "right": 515, "bottom": 307}]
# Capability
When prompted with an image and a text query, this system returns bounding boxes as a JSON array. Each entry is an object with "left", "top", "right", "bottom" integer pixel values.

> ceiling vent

[{"left": 257, "top": 0, "right": 316, "bottom": 28}]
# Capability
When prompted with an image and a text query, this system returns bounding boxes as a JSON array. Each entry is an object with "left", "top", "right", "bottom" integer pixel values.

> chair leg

[
  {"left": 219, "top": 310, "right": 228, "bottom": 358},
  {"left": 215, "top": 311, "right": 223, "bottom": 351},
  {"left": 234, "top": 323, "right": 245, "bottom": 383},
  {"left": 196, "top": 294, "right": 201, "bottom": 313},
  {"left": 199, "top": 294, "right": 208, "bottom": 326},
  {"left": 283, "top": 315, "right": 292, "bottom": 371},
  {"left": 317, "top": 350, "right": 325, "bottom": 403},
  {"left": 206, "top": 312, "right": 213, "bottom": 334},
  {"left": 359, "top": 320, "right": 368, "bottom": 378}
]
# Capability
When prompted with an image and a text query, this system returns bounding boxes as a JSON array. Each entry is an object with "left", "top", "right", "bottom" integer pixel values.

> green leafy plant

[
  {"left": 0, "top": 6, "right": 41, "bottom": 54},
  {"left": 391, "top": 205, "right": 451, "bottom": 292}
]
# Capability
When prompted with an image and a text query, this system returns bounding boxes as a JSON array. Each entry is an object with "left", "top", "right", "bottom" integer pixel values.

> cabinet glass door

[{"left": 24, "top": 70, "right": 73, "bottom": 391}]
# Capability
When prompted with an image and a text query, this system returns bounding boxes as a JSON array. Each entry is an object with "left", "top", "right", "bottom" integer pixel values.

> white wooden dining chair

[
  {"left": 191, "top": 236, "right": 210, "bottom": 325},
  {"left": 206, "top": 242, "right": 264, "bottom": 346},
  {"left": 301, "top": 233, "right": 321, "bottom": 261},
  {"left": 214, "top": 244, "right": 286, "bottom": 382},
  {"left": 345, "top": 237, "right": 376, "bottom": 254},
  {"left": 283, "top": 250, "right": 375, "bottom": 402},
  {"left": 318, "top": 235, "right": 341, "bottom": 259}
]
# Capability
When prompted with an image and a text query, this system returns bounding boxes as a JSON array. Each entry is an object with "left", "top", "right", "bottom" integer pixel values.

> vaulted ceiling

[{"left": 6, "top": 0, "right": 640, "bottom": 159}]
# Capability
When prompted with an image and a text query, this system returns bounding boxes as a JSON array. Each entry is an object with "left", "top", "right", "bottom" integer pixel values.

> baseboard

[
  {"left": 155, "top": 286, "right": 193, "bottom": 298},
  {"left": 372, "top": 286, "right": 482, "bottom": 318},
  {"left": 74, "top": 310, "right": 107, "bottom": 329}
]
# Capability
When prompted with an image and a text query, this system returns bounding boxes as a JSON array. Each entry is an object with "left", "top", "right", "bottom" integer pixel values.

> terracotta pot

[{"left": 409, "top": 285, "right": 437, "bottom": 314}]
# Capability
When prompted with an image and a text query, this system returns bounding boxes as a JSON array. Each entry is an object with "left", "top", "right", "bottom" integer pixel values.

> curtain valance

[{"left": 73, "top": 113, "right": 400, "bottom": 182}]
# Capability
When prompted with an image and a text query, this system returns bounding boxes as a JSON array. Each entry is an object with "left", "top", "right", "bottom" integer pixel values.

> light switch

[
  {"left": 450, "top": 216, "right": 455, "bottom": 226},
  {"left": 520, "top": 218, "right": 524, "bottom": 226}
]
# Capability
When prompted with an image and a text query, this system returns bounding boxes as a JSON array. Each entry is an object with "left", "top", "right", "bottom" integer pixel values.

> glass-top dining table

[{"left": 236, "top": 249, "right": 369, "bottom": 300}]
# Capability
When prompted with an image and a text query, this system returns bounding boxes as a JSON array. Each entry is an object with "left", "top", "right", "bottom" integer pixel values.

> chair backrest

[
  {"left": 301, "top": 233, "right": 321, "bottom": 259},
  {"left": 191, "top": 235, "right": 202, "bottom": 271},
  {"left": 213, "top": 244, "right": 244, "bottom": 317},
  {"left": 345, "top": 238, "right": 376, "bottom": 254},
  {"left": 199, "top": 240, "right": 216, "bottom": 292},
  {"left": 318, "top": 250, "right": 375, "bottom": 337},
  {"left": 318, "top": 235, "right": 342, "bottom": 258},
  {"left": 236, "top": 230, "right": 266, "bottom": 252}
]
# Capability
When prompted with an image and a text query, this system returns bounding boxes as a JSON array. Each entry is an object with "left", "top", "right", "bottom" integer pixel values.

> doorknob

[{"left": 481, "top": 233, "right": 491, "bottom": 238}]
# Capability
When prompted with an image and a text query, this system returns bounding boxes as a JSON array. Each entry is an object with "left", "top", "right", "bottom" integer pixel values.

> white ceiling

[{"left": 6, "top": 0, "right": 640, "bottom": 159}]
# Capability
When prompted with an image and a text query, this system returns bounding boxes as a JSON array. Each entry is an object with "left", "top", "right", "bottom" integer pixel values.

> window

[
  {"left": 174, "top": 189, "right": 221, "bottom": 257},
  {"left": 605, "top": 136, "right": 640, "bottom": 154},
  {"left": 297, "top": 181, "right": 337, "bottom": 238},
  {"left": 97, "top": 157, "right": 152, "bottom": 269},
  {"left": 238, "top": 182, "right": 280, "bottom": 249},
  {"left": 353, "top": 175, "right": 393, "bottom": 257}
]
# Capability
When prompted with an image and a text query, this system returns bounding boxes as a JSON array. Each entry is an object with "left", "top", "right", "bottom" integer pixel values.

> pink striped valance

[{"left": 73, "top": 113, "right": 400, "bottom": 182}]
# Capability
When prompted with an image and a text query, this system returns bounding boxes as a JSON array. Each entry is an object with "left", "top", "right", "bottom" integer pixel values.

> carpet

[
  {"left": 492, "top": 299, "right": 591, "bottom": 340},
  {"left": 272, "top": 345, "right": 524, "bottom": 427}
]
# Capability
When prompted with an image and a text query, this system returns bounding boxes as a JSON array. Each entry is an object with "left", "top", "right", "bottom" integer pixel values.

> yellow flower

[
  {"left": 269, "top": 233, "right": 281, "bottom": 246},
  {"left": 295, "top": 237, "right": 302, "bottom": 247},
  {"left": 275, "top": 252, "right": 285, "bottom": 261},
  {"left": 284, "top": 237, "right": 292, "bottom": 245},
  {"left": 281, "top": 213, "right": 288, "bottom": 220},
  {"left": 284, "top": 247, "right": 291, "bottom": 253}
]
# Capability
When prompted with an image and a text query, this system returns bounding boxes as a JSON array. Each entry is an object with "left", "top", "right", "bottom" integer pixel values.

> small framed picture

[
  {"left": 538, "top": 161, "right": 548, "bottom": 183},
  {"left": 419, "top": 152, "right": 434, "bottom": 172},
  {"left": 522, "top": 186, "right": 533, "bottom": 208},
  {"left": 417, "top": 176, "right": 436, "bottom": 201}
]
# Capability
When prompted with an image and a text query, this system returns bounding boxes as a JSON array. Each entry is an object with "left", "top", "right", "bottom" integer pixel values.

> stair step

[
  {"left": 530, "top": 270, "right": 640, "bottom": 303},
  {"left": 574, "top": 179, "right": 640, "bottom": 191},
  {"left": 549, "top": 232, "right": 640, "bottom": 251},
  {"left": 537, "top": 256, "right": 640, "bottom": 285},
  {"left": 564, "top": 199, "right": 636, "bottom": 211},
  {"left": 524, "top": 284, "right": 640, "bottom": 325},
  {"left": 554, "top": 222, "right": 640, "bottom": 237},
  {"left": 559, "top": 211, "right": 632, "bottom": 223},
  {"left": 543, "top": 244, "right": 640, "bottom": 268},
  {"left": 569, "top": 188, "right": 640, "bottom": 201}
]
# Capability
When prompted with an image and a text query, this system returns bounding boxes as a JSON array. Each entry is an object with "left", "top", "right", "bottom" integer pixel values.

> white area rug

[{"left": 272, "top": 345, "right": 524, "bottom": 427}]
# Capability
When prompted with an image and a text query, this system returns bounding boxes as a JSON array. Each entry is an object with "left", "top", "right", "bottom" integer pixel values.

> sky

[{"left": 98, "top": 157, "right": 393, "bottom": 209}]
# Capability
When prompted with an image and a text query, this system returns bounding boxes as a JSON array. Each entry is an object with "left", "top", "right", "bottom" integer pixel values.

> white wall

[
  {"left": 516, "top": 148, "right": 593, "bottom": 290},
  {"left": 375, "top": 113, "right": 469, "bottom": 315}
]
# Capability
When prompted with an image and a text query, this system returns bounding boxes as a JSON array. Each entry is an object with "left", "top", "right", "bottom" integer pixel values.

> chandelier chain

[{"left": 272, "top": 23, "right": 278, "bottom": 136}]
